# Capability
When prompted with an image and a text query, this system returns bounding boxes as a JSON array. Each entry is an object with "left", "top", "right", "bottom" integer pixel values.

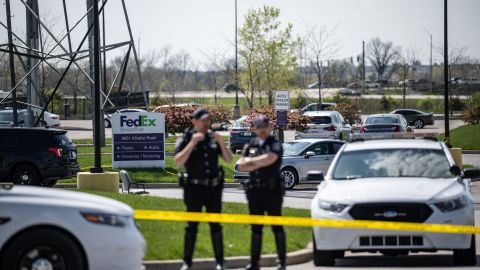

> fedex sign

[
  {"left": 120, "top": 115, "right": 156, "bottom": 127},
  {"left": 112, "top": 112, "right": 165, "bottom": 168}
]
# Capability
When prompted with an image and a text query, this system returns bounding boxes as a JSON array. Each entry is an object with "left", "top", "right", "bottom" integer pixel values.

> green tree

[{"left": 238, "top": 5, "right": 299, "bottom": 108}]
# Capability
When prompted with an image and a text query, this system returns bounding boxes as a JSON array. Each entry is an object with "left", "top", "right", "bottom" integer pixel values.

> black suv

[{"left": 0, "top": 128, "right": 80, "bottom": 186}]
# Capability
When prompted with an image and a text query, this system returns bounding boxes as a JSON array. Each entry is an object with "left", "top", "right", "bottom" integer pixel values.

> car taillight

[
  {"left": 392, "top": 126, "right": 400, "bottom": 132},
  {"left": 230, "top": 130, "right": 240, "bottom": 135},
  {"left": 48, "top": 147, "right": 63, "bottom": 157},
  {"left": 323, "top": 125, "right": 336, "bottom": 131},
  {"left": 360, "top": 127, "right": 367, "bottom": 133}
]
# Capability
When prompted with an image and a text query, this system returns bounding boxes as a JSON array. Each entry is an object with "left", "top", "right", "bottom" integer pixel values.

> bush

[
  {"left": 154, "top": 104, "right": 233, "bottom": 133},
  {"left": 416, "top": 98, "right": 434, "bottom": 111},
  {"left": 380, "top": 95, "right": 399, "bottom": 110},
  {"left": 463, "top": 93, "right": 480, "bottom": 124},
  {"left": 291, "top": 89, "right": 308, "bottom": 109},
  {"left": 328, "top": 102, "right": 361, "bottom": 125},
  {"left": 449, "top": 97, "right": 465, "bottom": 111},
  {"left": 242, "top": 106, "right": 310, "bottom": 131}
]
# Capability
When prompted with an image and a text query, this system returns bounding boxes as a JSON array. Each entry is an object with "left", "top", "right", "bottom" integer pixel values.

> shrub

[
  {"left": 291, "top": 89, "right": 308, "bottom": 109},
  {"left": 416, "top": 98, "right": 434, "bottom": 111},
  {"left": 463, "top": 93, "right": 480, "bottom": 124},
  {"left": 449, "top": 97, "right": 465, "bottom": 111},
  {"left": 328, "top": 102, "right": 362, "bottom": 125},
  {"left": 153, "top": 104, "right": 233, "bottom": 133},
  {"left": 380, "top": 95, "right": 399, "bottom": 110},
  {"left": 242, "top": 106, "right": 310, "bottom": 131}
]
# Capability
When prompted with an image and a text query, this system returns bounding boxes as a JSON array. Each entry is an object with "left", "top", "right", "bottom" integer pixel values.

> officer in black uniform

[
  {"left": 174, "top": 108, "right": 233, "bottom": 270},
  {"left": 238, "top": 115, "right": 286, "bottom": 270}
]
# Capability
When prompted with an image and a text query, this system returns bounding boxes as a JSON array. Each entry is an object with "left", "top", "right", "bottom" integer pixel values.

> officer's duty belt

[{"left": 187, "top": 177, "right": 221, "bottom": 187}]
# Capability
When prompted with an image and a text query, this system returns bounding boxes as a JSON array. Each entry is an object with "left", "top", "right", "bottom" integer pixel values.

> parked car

[
  {"left": 234, "top": 139, "right": 345, "bottom": 189},
  {"left": 295, "top": 111, "right": 352, "bottom": 141},
  {"left": 339, "top": 88, "right": 361, "bottom": 97},
  {"left": 0, "top": 127, "right": 79, "bottom": 187},
  {"left": 359, "top": 114, "right": 412, "bottom": 134},
  {"left": 0, "top": 185, "right": 146, "bottom": 270},
  {"left": 104, "top": 108, "right": 148, "bottom": 128},
  {"left": 0, "top": 110, "right": 27, "bottom": 127},
  {"left": 391, "top": 109, "right": 434, "bottom": 129},
  {"left": 365, "top": 80, "right": 381, "bottom": 88},
  {"left": 308, "top": 82, "right": 332, "bottom": 89},
  {"left": 294, "top": 102, "right": 337, "bottom": 114},
  {"left": 0, "top": 109, "right": 60, "bottom": 127},
  {"left": 309, "top": 138, "right": 480, "bottom": 266},
  {"left": 228, "top": 116, "right": 256, "bottom": 153}
]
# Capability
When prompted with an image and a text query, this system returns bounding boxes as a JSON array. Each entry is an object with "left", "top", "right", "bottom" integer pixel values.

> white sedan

[
  {"left": 0, "top": 185, "right": 145, "bottom": 270},
  {"left": 295, "top": 111, "right": 352, "bottom": 141},
  {"left": 309, "top": 139, "right": 480, "bottom": 266}
]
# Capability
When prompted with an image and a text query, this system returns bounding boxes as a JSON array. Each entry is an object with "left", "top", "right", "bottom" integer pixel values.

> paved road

[
  {"left": 153, "top": 89, "right": 469, "bottom": 100},
  {"left": 149, "top": 183, "right": 480, "bottom": 269},
  {"left": 62, "top": 118, "right": 465, "bottom": 140}
]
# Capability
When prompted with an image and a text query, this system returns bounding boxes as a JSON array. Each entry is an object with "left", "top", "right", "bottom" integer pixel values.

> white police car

[
  {"left": 309, "top": 139, "right": 480, "bottom": 266},
  {"left": 0, "top": 185, "right": 145, "bottom": 270}
]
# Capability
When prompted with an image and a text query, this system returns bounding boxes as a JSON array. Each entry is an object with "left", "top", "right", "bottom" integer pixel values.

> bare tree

[
  {"left": 305, "top": 25, "right": 340, "bottom": 103},
  {"left": 396, "top": 47, "right": 416, "bottom": 108},
  {"left": 367, "top": 38, "right": 399, "bottom": 80},
  {"left": 202, "top": 49, "right": 225, "bottom": 104}
]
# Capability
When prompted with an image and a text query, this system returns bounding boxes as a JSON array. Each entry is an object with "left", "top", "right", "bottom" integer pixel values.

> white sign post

[
  {"left": 274, "top": 90, "right": 290, "bottom": 111},
  {"left": 111, "top": 112, "right": 165, "bottom": 168}
]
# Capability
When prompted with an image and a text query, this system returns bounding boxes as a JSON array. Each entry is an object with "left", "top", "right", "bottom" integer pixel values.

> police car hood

[
  {"left": 0, "top": 186, "right": 133, "bottom": 215},
  {"left": 317, "top": 177, "right": 462, "bottom": 203}
]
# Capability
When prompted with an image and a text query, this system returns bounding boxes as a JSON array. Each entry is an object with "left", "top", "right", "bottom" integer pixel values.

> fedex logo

[{"left": 120, "top": 115, "right": 156, "bottom": 127}]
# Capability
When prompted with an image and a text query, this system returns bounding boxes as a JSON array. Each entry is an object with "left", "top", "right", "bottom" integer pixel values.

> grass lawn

[
  {"left": 440, "top": 125, "right": 480, "bottom": 150},
  {"left": 59, "top": 137, "right": 238, "bottom": 184},
  {"left": 76, "top": 190, "right": 312, "bottom": 260}
]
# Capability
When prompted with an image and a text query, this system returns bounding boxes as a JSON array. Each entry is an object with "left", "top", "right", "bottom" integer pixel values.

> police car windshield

[
  {"left": 332, "top": 148, "right": 454, "bottom": 180},
  {"left": 283, "top": 142, "right": 310, "bottom": 156}
]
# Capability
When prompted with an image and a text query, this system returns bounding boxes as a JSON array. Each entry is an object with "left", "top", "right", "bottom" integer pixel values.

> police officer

[
  {"left": 238, "top": 115, "right": 286, "bottom": 270},
  {"left": 174, "top": 108, "right": 233, "bottom": 270}
]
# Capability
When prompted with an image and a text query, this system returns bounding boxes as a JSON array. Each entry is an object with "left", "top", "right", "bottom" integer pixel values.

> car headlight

[
  {"left": 318, "top": 200, "right": 348, "bottom": 213},
  {"left": 434, "top": 196, "right": 467, "bottom": 213},
  {"left": 81, "top": 212, "right": 130, "bottom": 227}
]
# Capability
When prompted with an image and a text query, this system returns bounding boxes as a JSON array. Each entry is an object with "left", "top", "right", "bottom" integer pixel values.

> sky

[{"left": 1, "top": 0, "right": 479, "bottom": 68}]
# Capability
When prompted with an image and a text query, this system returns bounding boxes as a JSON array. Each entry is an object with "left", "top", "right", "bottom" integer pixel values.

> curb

[
  {"left": 463, "top": 150, "right": 480, "bottom": 155},
  {"left": 143, "top": 243, "right": 313, "bottom": 270},
  {"left": 55, "top": 182, "right": 243, "bottom": 189}
]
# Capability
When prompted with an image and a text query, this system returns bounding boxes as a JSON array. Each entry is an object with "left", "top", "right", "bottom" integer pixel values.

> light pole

[
  {"left": 443, "top": 0, "right": 450, "bottom": 147},
  {"left": 233, "top": 0, "right": 240, "bottom": 118},
  {"left": 423, "top": 27, "right": 434, "bottom": 92}
]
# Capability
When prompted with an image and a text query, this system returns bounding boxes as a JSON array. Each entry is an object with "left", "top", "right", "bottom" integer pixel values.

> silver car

[
  {"left": 295, "top": 111, "right": 352, "bottom": 141},
  {"left": 233, "top": 139, "right": 345, "bottom": 190}
]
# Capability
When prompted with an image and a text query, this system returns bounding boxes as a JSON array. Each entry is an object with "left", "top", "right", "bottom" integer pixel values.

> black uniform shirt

[
  {"left": 174, "top": 128, "right": 222, "bottom": 179},
  {"left": 241, "top": 135, "right": 283, "bottom": 182}
]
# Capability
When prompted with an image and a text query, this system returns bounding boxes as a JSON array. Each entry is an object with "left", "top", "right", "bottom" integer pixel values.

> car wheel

[
  {"left": 313, "top": 233, "right": 336, "bottom": 266},
  {"left": 414, "top": 119, "right": 424, "bottom": 129},
  {"left": 280, "top": 167, "right": 298, "bottom": 190},
  {"left": 0, "top": 228, "right": 85, "bottom": 270},
  {"left": 12, "top": 164, "right": 40, "bottom": 186},
  {"left": 104, "top": 119, "right": 111, "bottom": 128},
  {"left": 453, "top": 234, "right": 477, "bottom": 266}
]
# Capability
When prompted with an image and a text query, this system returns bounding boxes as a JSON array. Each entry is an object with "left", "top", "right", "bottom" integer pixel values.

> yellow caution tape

[{"left": 134, "top": 210, "right": 480, "bottom": 235}]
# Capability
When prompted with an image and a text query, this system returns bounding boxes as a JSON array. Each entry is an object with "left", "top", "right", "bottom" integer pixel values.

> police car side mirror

[
  {"left": 304, "top": 151, "right": 315, "bottom": 159},
  {"left": 464, "top": 168, "right": 480, "bottom": 181},
  {"left": 450, "top": 165, "right": 462, "bottom": 176},
  {"left": 305, "top": 170, "right": 324, "bottom": 181}
]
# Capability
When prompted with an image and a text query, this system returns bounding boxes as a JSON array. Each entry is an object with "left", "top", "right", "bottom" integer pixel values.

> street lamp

[
  {"left": 233, "top": 0, "right": 240, "bottom": 118},
  {"left": 443, "top": 0, "right": 450, "bottom": 147}
]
